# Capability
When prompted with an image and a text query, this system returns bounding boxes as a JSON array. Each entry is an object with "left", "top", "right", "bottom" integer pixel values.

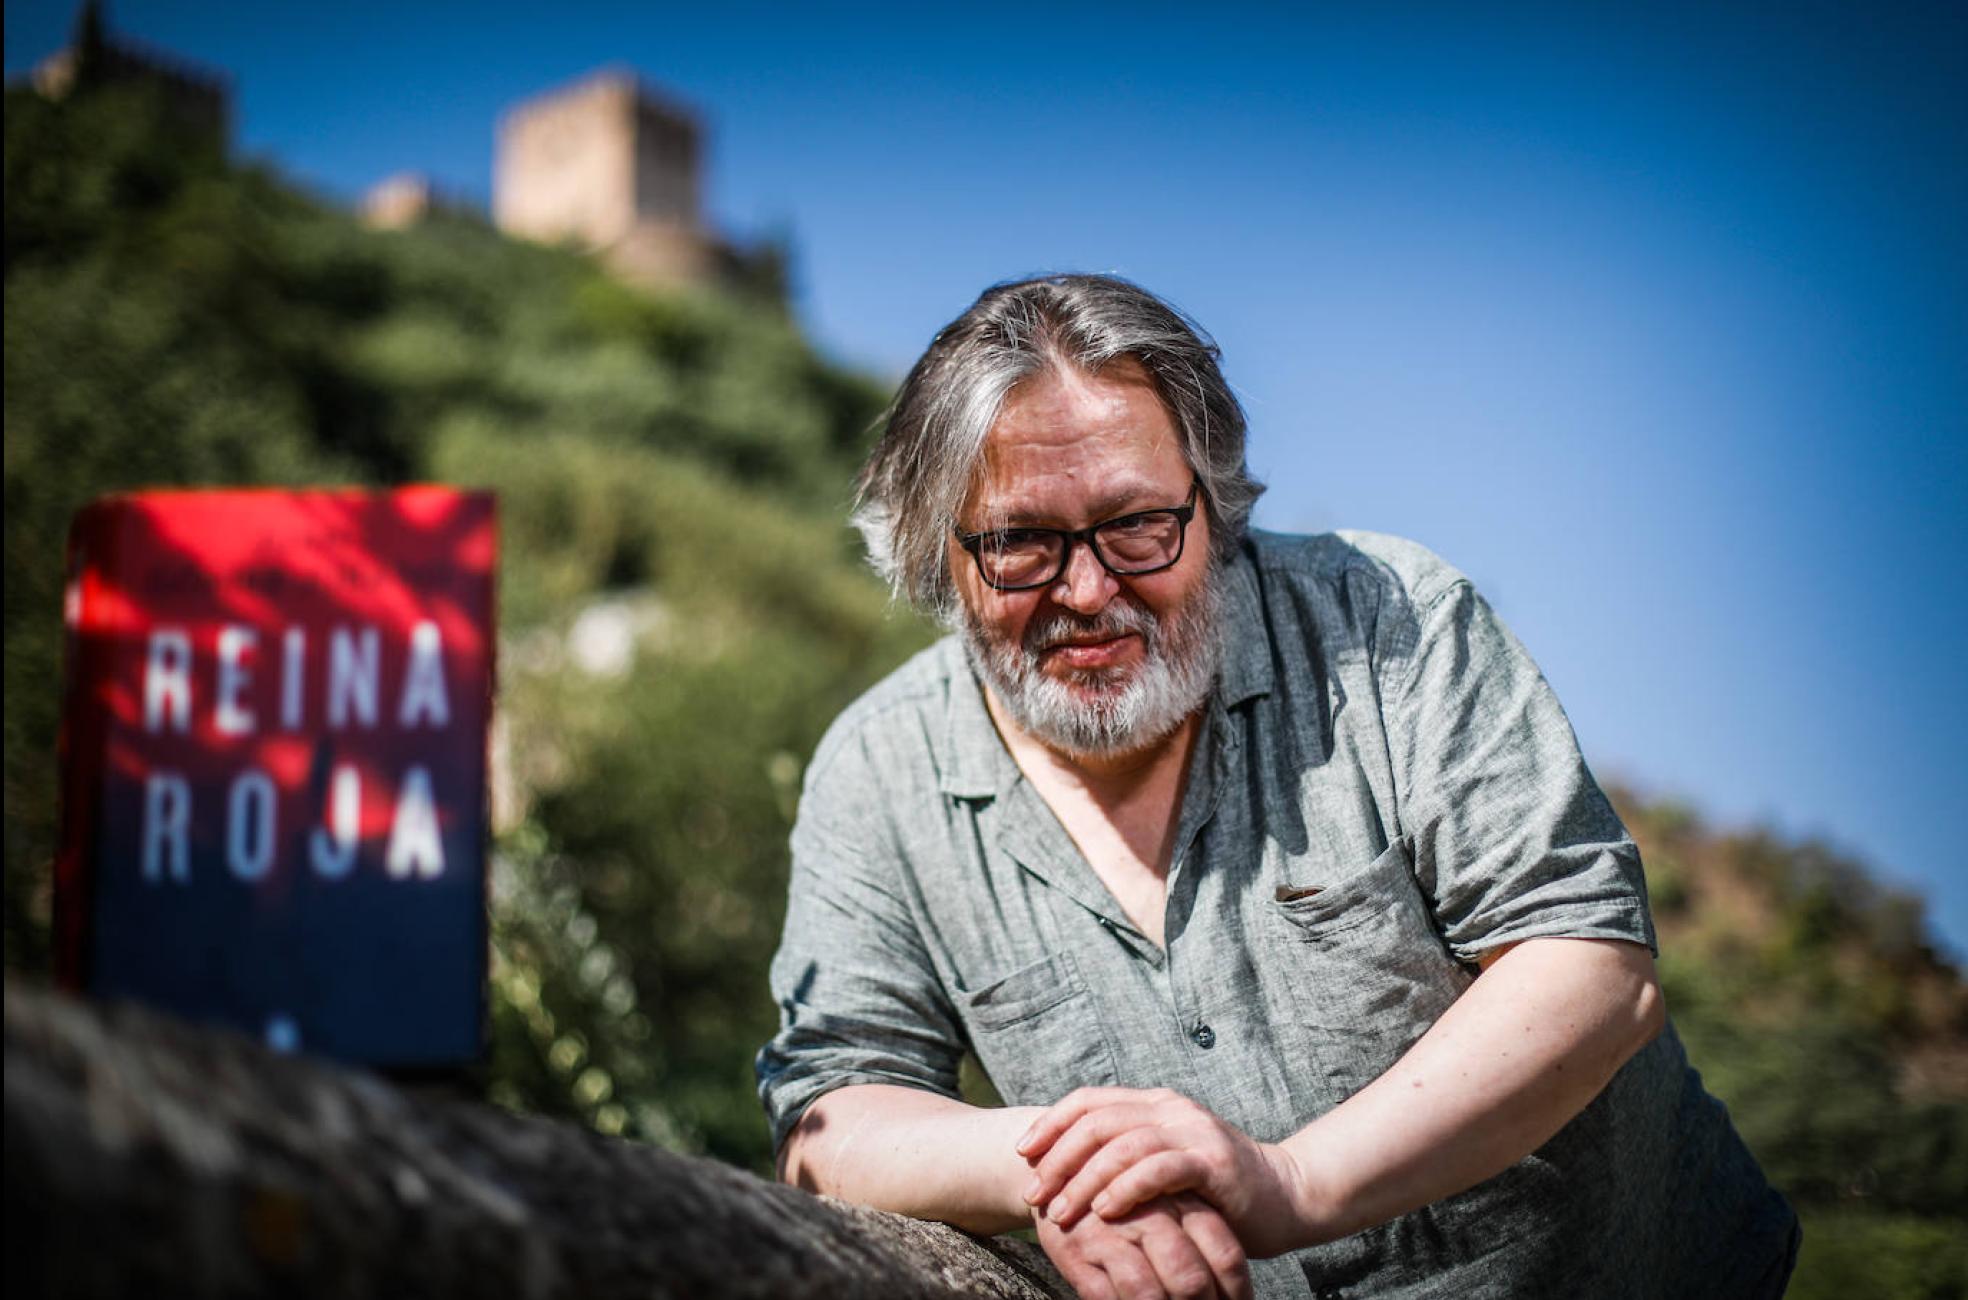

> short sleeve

[
  {"left": 754, "top": 742, "right": 965, "bottom": 1155},
  {"left": 1386, "top": 577, "right": 1657, "bottom": 963}
]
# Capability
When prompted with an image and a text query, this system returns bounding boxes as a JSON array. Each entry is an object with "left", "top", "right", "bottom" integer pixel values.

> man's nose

[{"left": 1050, "top": 540, "right": 1119, "bottom": 614}]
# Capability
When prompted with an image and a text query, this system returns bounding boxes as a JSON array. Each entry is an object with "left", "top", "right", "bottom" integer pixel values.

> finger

[
  {"left": 1058, "top": 1255, "right": 1119, "bottom": 1300},
  {"left": 1172, "top": 1195, "right": 1252, "bottom": 1300},
  {"left": 1019, "top": 1087, "right": 1165, "bottom": 1159},
  {"left": 1132, "top": 1208, "right": 1220, "bottom": 1300},
  {"left": 1026, "top": 1104, "right": 1161, "bottom": 1207},
  {"left": 1040, "top": 1214, "right": 1122, "bottom": 1300},
  {"left": 1092, "top": 1149, "right": 1212, "bottom": 1221},
  {"left": 1047, "top": 1126, "right": 1175, "bottom": 1226},
  {"left": 1094, "top": 1238, "right": 1165, "bottom": 1300}
]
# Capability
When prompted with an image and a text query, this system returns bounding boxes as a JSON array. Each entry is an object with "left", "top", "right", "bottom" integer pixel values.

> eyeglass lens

[{"left": 978, "top": 512, "right": 1184, "bottom": 587}]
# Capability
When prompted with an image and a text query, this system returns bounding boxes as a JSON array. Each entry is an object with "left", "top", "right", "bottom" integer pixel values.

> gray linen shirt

[{"left": 758, "top": 529, "right": 1797, "bottom": 1298}]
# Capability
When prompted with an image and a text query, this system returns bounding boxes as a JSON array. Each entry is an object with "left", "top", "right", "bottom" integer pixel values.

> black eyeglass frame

[{"left": 952, "top": 479, "right": 1203, "bottom": 591}]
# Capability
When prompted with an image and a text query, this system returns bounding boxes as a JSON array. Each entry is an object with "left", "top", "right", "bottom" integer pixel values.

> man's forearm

[
  {"left": 1278, "top": 937, "right": 1665, "bottom": 1242},
  {"left": 778, "top": 1084, "right": 1043, "bottom": 1235},
  {"left": 1018, "top": 937, "right": 1666, "bottom": 1257}
]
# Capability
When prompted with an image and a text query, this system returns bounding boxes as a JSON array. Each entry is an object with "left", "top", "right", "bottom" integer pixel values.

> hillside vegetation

[
  {"left": 4, "top": 80, "right": 1962, "bottom": 1296},
  {"left": 3, "top": 77, "right": 926, "bottom": 1165},
  {"left": 1615, "top": 792, "right": 1967, "bottom": 1293}
]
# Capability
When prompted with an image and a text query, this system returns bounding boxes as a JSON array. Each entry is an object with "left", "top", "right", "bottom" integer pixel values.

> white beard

[{"left": 959, "top": 569, "right": 1223, "bottom": 760}]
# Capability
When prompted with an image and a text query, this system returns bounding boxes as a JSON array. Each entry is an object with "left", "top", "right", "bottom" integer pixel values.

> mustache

[{"left": 1023, "top": 599, "right": 1157, "bottom": 656}]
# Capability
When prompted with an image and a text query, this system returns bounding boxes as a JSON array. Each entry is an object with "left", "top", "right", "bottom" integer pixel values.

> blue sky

[{"left": 9, "top": 2, "right": 1965, "bottom": 955}]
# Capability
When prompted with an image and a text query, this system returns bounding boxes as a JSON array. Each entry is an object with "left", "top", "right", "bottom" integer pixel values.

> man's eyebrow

[{"left": 985, "top": 485, "right": 1176, "bottom": 529}]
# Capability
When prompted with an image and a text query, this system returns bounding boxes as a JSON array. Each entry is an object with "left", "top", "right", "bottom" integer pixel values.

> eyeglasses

[{"left": 953, "top": 479, "right": 1201, "bottom": 591}]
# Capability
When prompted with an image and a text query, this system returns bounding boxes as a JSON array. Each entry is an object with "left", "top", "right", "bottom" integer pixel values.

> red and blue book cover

[{"left": 55, "top": 487, "right": 496, "bottom": 1068}]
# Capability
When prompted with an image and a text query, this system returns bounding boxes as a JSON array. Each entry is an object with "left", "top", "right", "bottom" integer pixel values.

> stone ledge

[{"left": 2, "top": 980, "right": 1069, "bottom": 1299}]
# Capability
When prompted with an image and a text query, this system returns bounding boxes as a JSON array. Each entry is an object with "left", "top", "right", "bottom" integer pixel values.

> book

[{"left": 56, "top": 487, "right": 496, "bottom": 1068}]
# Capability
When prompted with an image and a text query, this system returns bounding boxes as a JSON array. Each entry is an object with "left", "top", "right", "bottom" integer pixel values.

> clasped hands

[{"left": 1015, "top": 1086, "right": 1320, "bottom": 1300}]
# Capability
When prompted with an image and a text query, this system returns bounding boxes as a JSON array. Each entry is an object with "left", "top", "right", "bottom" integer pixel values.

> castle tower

[{"left": 494, "top": 69, "right": 714, "bottom": 288}]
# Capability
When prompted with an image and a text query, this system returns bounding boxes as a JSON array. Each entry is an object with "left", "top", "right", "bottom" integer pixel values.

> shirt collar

[
  {"left": 936, "top": 538, "right": 1273, "bottom": 799},
  {"left": 939, "top": 638, "right": 1006, "bottom": 799},
  {"left": 1214, "top": 539, "right": 1274, "bottom": 709}
]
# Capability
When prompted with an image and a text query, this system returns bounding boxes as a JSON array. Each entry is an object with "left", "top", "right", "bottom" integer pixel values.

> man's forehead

[
  {"left": 972, "top": 361, "right": 1184, "bottom": 491},
  {"left": 968, "top": 447, "right": 1192, "bottom": 527}
]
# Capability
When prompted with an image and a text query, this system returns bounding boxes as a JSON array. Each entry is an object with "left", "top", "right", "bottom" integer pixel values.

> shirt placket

[{"left": 1162, "top": 699, "right": 1240, "bottom": 1086}]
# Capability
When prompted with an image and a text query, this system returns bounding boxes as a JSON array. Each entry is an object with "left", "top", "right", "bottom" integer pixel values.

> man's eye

[
  {"left": 984, "top": 529, "right": 1052, "bottom": 554},
  {"left": 1101, "top": 513, "right": 1155, "bottom": 537}
]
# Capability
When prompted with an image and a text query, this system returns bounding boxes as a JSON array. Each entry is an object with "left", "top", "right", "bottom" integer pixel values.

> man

[{"left": 757, "top": 275, "right": 1799, "bottom": 1298}]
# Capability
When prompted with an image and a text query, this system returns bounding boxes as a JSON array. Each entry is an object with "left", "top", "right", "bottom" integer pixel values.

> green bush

[{"left": 1790, "top": 1212, "right": 1968, "bottom": 1300}]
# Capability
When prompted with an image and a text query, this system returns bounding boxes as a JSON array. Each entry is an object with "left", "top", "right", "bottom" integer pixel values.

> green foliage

[
  {"left": 1626, "top": 791, "right": 1968, "bottom": 1285},
  {"left": 1789, "top": 1212, "right": 1968, "bottom": 1300},
  {"left": 1666, "top": 986, "right": 1967, "bottom": 1214},
  {"left": 434, "top": 420, "right": 928, "bottom": 1160},
  {"left": 6, "top": 85, "right": 362, "bottom": 972}
]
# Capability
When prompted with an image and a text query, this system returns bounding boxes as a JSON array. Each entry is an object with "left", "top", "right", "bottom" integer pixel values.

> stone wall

[{"left": 3, "top": 981, "right": 1070, "bottom": 1299}]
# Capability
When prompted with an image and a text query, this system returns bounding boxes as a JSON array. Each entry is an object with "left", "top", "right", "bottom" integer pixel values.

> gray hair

[{"left": 851, "top": 274, "right": 1264, "bottom": 619}]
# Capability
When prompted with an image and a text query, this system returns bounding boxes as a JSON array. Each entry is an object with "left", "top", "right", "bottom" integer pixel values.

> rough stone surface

[{"left": 3, "top": 980, "right": 1070, "bottom": 1299}]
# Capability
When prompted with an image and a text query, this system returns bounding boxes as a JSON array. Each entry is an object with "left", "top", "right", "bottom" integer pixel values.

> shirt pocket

[
  {"left": 958, "top": 950, "right": 1120, "bottom": 1107},
  {"left": 1269, "top": 837, "right": 1474, "bottom": 1100}
]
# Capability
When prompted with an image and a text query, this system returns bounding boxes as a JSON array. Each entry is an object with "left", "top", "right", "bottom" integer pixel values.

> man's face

[{"left": 950, "top": 358, "right": 1221, "bottom": 759}]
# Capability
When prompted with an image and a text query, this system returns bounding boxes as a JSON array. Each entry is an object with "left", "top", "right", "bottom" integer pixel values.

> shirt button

[{"left": 1191, "top": 1023, "right": 1216, "bottom": 1049}]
